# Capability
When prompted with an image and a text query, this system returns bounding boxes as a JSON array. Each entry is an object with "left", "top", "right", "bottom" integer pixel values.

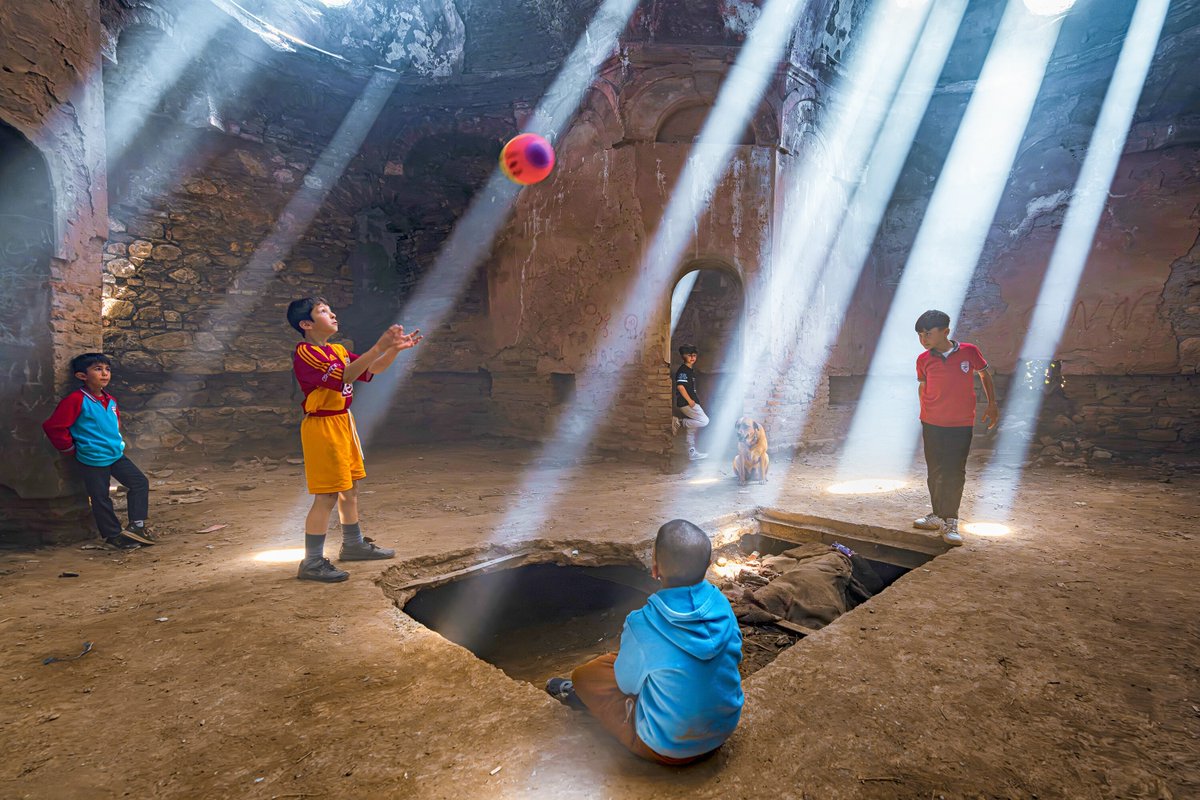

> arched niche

[
  {"left": 0, "top": 121, "right": 57, "bottom": 500},
  {"left": 669, "top": 260, "right": 746, "bottom": 397},
  {"left": 656, "top": 103, "right": 756, "bottom": 145},
  {"left": 623, "top": 70, "right": 780, "bottom": 146}
]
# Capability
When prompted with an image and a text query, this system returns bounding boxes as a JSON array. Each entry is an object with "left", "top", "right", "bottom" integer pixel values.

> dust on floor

[{"left": 1, "top": 442, "right": 1197, "bottom": 799}]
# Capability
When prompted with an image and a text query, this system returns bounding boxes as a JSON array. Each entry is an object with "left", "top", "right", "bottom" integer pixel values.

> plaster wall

[{"left": 487, "top": 54, "right": 784, "bottom": 457}]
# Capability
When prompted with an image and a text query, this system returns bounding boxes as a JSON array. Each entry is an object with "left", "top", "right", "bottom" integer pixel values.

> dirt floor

[{"left": 1, "top": 441, "right": 1197, "bottom": 799}]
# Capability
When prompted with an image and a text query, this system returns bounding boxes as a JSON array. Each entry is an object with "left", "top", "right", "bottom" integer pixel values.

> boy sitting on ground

[{"left": 546, "top": 519, "right": 744, "bottom": 764}]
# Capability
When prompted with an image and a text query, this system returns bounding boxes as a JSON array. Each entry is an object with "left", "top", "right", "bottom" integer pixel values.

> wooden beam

[{"left": 771, "top": 618, "right": 821, "bottom": 637}]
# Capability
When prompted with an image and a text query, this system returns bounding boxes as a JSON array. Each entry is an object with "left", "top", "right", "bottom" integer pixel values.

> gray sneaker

[
  {"left": 688, "top": 448, "right": 709, "bottom": 462},
  {"left": 913, "top": 513, "right": 945, "bottom": 531},
  {"left": 942, "top": 518, "right": 963, "bottom": 546},
  {"left": 338, "top": 537, "right": 395, "bottom": 561},
  {"left": 297, "top": 556, "right": 349, "bottom": 582}
]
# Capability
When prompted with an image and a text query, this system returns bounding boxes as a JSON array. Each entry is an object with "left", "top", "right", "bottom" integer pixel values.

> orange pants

[{"left": 570, "top": 653, "right": 715, "bottom": 766}]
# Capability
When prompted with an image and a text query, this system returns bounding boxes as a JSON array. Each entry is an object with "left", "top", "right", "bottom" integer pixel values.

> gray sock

[
  {"left": 304, "top": 534, "right": 325, "bottom": 561},
  {"left": 342, "top": 522, "right": 363, "bottom": 547}
]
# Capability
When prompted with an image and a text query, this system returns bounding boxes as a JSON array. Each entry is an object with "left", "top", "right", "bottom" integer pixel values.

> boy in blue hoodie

[
  {"left": 546, "top": 519, "right": 744, "bottom": 764},
  {"left": 43, "top": 353, "right": 155, "bottom": 550}
]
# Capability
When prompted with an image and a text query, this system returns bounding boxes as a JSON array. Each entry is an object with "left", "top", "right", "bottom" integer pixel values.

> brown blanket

[{"left": 728, "top": 543, "right": 873, "bottom": 630}]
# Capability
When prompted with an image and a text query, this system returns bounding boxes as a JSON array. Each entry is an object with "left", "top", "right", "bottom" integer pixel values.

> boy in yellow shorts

[{"left": 286, "top": 297, "right": 421, "bottom": 582}]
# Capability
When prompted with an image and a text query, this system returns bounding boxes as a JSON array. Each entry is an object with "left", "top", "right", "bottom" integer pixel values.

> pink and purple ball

[{"left": 500, "top": 133, "right": 556, "bottom": 186}]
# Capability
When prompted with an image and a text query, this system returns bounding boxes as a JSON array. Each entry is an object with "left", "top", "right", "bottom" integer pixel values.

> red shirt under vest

[{"left": 916, "top": 341, "right": 988, "bottom": 428}]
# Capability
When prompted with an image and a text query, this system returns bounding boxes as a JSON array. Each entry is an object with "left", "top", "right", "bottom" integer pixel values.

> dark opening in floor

[
  {"left": 403, "top": 563, "right": 657, "bottom": 685},
  {"left": 717, "top": 524, "right": 944, "bottom": 678}
]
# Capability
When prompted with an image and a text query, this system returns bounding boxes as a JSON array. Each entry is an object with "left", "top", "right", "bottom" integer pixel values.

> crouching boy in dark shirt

[{"left": 545, "top": 519, "right": 744, "bottom": 764}]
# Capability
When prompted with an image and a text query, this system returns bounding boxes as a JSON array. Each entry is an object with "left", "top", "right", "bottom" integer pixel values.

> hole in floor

[
  {"left": 716, "top": 516, "right": 948, "bottom": 678},
  {"left": 403, "top": 563, "right": 657, "bottom": 685},
  {"left": 396, "top": 515, "right": 949, "bottom": 687}
]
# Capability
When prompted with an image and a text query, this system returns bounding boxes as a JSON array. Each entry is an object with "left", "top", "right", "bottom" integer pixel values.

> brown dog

[{"left": 733, "top": 417, "right": 769, "bottom": 485}]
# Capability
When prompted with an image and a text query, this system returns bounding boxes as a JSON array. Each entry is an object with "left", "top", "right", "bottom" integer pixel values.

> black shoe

[
  {"left": 297, "top": 556, "right": 349, "bottom": 583},
  {"left": 103, "top": 533, "right": 142, "bottom": 550},
  {"left": 338, "top": 537, "right": 395, "bottom": 561},
  {"left": 122, "top": 524, "right": 156, "bottom": 546},
  {"left": 545, "top": 677, "right": 586, "bottom": 711}
]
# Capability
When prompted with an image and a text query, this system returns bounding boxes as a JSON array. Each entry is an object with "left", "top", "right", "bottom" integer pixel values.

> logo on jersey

[{"left": 960, "top": 361, "right": 970, "bottom": 374}]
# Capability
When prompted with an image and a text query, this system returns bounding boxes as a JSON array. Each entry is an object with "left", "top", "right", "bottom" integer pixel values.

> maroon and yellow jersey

[{"left": 292, "top": 342, "right": 373, "bottom": 416}]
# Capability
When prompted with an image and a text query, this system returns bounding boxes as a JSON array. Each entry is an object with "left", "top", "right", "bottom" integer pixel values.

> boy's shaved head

[{"left": 654, "top": 519, "right": 712, "bottom": 587}]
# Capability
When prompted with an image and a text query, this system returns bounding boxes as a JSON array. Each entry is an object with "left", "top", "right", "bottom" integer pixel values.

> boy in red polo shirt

[{"left": 913, "top": 310, "right": 998, "bottom": 545}]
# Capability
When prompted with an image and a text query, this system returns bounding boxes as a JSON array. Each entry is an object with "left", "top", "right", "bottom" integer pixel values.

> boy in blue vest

[
  {"left": 43, "top": 353, "right": 154, "bottom": 550},
  {"left": 545, "top": 519, "right": 744, "bottom": 764}
]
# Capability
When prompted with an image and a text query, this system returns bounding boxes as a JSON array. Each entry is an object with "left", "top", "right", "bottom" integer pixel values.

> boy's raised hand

[
  {"left": 397, "top": 327, "right": 422, "bottom": 351},
  {"left": 374, "top": 324, "right": 405, "bottom": 352}
]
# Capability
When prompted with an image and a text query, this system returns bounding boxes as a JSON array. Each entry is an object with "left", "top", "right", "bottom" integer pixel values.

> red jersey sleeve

[
  {"left": 965, "top": 343, "right": 988, "bottom": 372},
  {"left": 916, "top": 353, "right": 928, "bottom": 381},
  {"left": 42, "top": 391, "right": 84, "bottom": 452},
  {"left": 345, "top": 351, "right": 374, "bottom": 383},
  {"left": 294, "top": 343, "right": 339, "bottom": 391}
]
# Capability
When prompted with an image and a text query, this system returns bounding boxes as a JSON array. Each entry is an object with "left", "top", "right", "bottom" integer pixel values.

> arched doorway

[
  {"left": 669, "top": 264, "right": 745, "bottom": 461},
  {"left": 0, "top": 121, "right": 58, "bottom": 533}
]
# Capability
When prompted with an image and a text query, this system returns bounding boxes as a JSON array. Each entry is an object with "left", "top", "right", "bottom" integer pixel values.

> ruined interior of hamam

[{"left": 1, "top": 0, "right": 1198, "bottom": 797}]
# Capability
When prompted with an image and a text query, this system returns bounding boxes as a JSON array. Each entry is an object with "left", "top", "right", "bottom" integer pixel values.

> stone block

[
  {"left": 193, "top": 332, "right": 226, "bottom": 353},
  {"left": 168, "top": 267, "right": 200, "bottom": 284},
  {"left": 224, "top": 355, "right": 258, "bottom": 373},
  {"left": 158, "top": 351, "right": 223, "bottom": 375},
  {"left": 141, "top": 331, "right": 193, "bottom": 351},
  {"left": 116, "top": 351, "right": 164, "bottom": 373},
  {"left": 1180, "top": 337, "right": 1200, "bottom": 371},
  {"left": 127, "top": 219, "right": 163, "bottom": 239},
  {"left": 184, "top": 178, "right": 220, "bottom": 194},
  {"left": 103, "top": 299, "right": 135, "bottom": 319},
  {"left": 160, "top": 433, "right": 185, "bottom": 448},
  {"left": 1136, "top": 429, "right": 1178, "bottom": 442},
  {"left": 153, "top": 244, "right": 183, "bottom": 261},
  {"left": 106, "top": 258, "right": 137, "bottom": 278}
]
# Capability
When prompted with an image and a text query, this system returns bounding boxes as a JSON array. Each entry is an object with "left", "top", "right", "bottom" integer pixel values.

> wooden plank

[
  {"left": 771, "top": 619, "right": 821, "bottom": 637},
  {"left": 395, "top": 552, "right": 531, "bottom": 592}
]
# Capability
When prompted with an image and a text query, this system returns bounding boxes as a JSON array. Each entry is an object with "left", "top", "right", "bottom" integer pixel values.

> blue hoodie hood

[
  {"left": 613, "top": 580, "right": 744, "bottom": 759},
  {"left": 644, "top": 582, "right": 736, "bottom": 660}
]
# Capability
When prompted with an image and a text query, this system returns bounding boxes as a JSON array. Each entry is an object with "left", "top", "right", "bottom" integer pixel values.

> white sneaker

[
  {"left": 688, "top": 448, "right": 708, "bottom": 461},
  {"left": 913, "top": 513, "right": 944, "bottom": 531},
  {"left": 672, "top": 417, "right": 681, "bottom": 436},
  {"left": 942, "top": 518, "right": 963, "bottom": 546}
]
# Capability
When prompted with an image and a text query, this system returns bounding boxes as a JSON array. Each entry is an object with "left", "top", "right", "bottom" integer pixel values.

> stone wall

[
  {"left": 0, "top": 0, "right": 108, "bottom": 543},
  {"left": 102, "top": 118, "right": 357, "bottom": 456}
]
